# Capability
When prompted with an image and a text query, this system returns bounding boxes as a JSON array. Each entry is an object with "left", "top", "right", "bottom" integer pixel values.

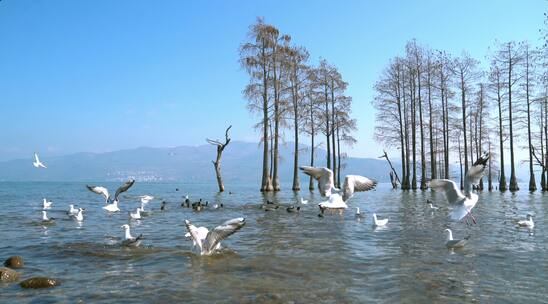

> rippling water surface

[{"left": 1, "top": 182, "right": 547, "bottom": 303}]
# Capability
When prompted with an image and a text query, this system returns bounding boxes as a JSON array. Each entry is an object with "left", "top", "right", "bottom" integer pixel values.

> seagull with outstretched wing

[
  {"left": 184, "top": 217, "right": 246, "bottom": 256},
  {"left": 33, "top": 153, "right": 47, "bottom": 168},
  {"left": 430, "top": 152, "right": 489, "bottom": 224}
]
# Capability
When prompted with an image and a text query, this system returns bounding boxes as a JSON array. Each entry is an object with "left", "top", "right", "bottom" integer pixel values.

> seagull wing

[
  {"left": 185, "top": 220, "right": 204, "bottom": 252},
  {"left": 203, "top": 217, "right": 246, "bottom": 253},
  {"left": 34, "top": 153, "right": 40, "bottom": 163},
  {"left": 299, "top": 166, "right": 334, "bottom": 196},
  {"left": 430, "top": 179, "right": 466, "bottom": 205},
  {"left": 342, "top": 175, "right": 377, "bottom": 201},
  {"left": 114, "top": 179, "right": 135, "bottom": 201},
  {"left": 86, "top": 185, "right": 110, "bottom": 201},
  {"left": 464, "top": 152, "right": 489, "bottom": 196}
]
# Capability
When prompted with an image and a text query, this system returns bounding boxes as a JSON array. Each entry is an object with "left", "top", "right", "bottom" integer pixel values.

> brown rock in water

[
  {"left": 0, "top": 267, "right": 20, "bottom": 282},
  {"left": 19, "top": 277, "right": 61, "bottom": 289},
  {"left": 4, "top": 256, "right": 24, "bottom": 269}
]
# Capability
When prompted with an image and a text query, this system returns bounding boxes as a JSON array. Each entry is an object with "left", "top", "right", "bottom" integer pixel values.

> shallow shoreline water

[{"left": 1, "top": 182, "right": 547, "bottom": 303}]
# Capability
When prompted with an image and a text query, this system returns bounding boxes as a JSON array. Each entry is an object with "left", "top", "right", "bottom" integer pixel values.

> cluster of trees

[
  {"left": 240, "top": 18, "right": 356, "bottom": 192},
  {"left": 373, "top": 33, "right": 548, "bottom": 191}
]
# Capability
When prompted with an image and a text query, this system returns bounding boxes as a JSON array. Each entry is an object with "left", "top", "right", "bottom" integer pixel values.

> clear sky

[{"left": 0, "top": 0, "right": 545, "bottom": 161}]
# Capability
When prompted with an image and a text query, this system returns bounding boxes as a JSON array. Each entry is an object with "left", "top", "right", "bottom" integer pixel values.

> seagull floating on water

[
  {"left": 129, "top": 208, "right": 142, "bottom": 220},
  {"left": 430, "top": 153, "right": 489, "bottom": 224},
  {"left": 67, "top": 204, "right": 79, "bottom": 215},
  {"left": 41, "top": 211, "right": 55, "bottom": 224},
  {"left": 213, "top": 203, "right": 223, "bottom": 209},
  {"left": 319, "top": 193, "right": 347, "bottom": 211},
  {"left": 444, "top": 229, "right": 468, "bottom": 249},
  {"left": 372, "top": 213, "right": 388, "bottom": 227},
  {"left": 184, "top": 217, "right": 246, "bottom": 256},
  {"left": 43, "top": 198, "right": 52, "bottom": 210},
  {"left": 300, "top": 198, "right": 308, "bottom": 205},
  {"left": 140, "top": 195, "right": 154, "bottom": 204},
  {"left": 33, "top": 153, "right": 47, "bottom": 168},
  {"left": 355, "top": 207, "right": 365, "bottom": 219},
  {"left": 517, "top": 214, "right": 534, "bottom": 228},
  {"left": 120, "top": 224, "right": 143, "bottom": 247},
  {"left": 71, "top": 208, "right": 85, "bottom": 222},
  {"left": 286, "top": 206, "right": 300, "bottom": 213}
]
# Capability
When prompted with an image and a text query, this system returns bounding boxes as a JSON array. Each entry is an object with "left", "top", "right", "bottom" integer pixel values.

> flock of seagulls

[{"left": 30, "top": 151, "right": 536, "bottom": 255}]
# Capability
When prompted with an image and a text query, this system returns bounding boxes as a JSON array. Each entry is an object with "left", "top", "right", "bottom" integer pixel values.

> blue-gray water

[{"left": 1, "top": 182, "right": 547, "bottom": 303}]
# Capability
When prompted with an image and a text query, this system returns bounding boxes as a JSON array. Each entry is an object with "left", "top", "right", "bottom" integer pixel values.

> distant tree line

[
  {"left": 372, "top": 12, "right": 548, "bottom": 192},
  {"left": 239, "top": 17, "right": 357, "bottom": 192}
]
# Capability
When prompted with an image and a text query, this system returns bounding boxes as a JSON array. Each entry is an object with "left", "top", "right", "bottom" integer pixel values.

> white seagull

[
  {"left": 67, "top": 204, "right": 79, "bottom": 215},
  {"left": 41, "top": 210, "right": 55, "bottom": 224},
  {"left": 184, "top": 217, "right": 246, "bottom": 256},
  {"left": 140, "top": 195, "right": 154, "bottom": 204},
  {"left": 355, "top": 207, "right": 365, "bottom": 219},
  {"left": 430, "top": 153, "right": 489, "bottom": 223},
  {"left": 319, "top": 193, "right": 348, "bottom": 210},
  {"left": 71, "top": 208, "right": 85, "bottom": 222},
  {"left": 444, "top": 229, "right": 468, "bottom": 249},
  {"left": 372, "top": 213, "right": 388, "bottom": 227},
  {"left": 129, "top": 208, "right": 141, "bottom": 220},
  {"left": 300, "top": 198, "right": 308, "bottom": 205},
  {"left": 86, "top": 179, "right": 135, "bottom": 204},
  {"left": 517, "top": 214, "right": 534, "bottom": 228},
  {"left": 300, "top": 166, "right": 377, "bottom": 200},
  {"left": 102, "top": 200, "right": 120, "bottom": 212},
  {"left": 120, "top": 224, "right": 143, "bottom": 247},
  {"left": 42, "top": 198, "right": 52, "bottom": 210},
  {"left": 33, "top": 153, "right": 47, "bottom": 168}
]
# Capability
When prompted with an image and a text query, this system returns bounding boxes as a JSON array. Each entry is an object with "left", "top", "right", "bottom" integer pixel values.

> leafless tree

[{"left": 206, "top": 126, "right": 232, "bottom": 192}]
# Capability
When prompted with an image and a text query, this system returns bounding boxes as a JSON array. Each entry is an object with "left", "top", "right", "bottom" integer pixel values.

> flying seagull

[
  {"left": 120, "top": 224, "right": 143, "bottom": 247},
  {"left": 299, "top": 166, "right": 377, "bottom": 201},
  {"left": 184, "top": 217, "right": 246, "bottom": 256},
  {"left": 430, "top": 153, "right": 489, "bottom": 223},
  {"left": 33, "top": 153, "right": 47, "bottom": 168}
]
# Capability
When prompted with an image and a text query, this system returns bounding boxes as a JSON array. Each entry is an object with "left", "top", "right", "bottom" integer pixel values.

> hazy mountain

[{"left": 0, "top": 141, "right": 398, "bottom": 183}]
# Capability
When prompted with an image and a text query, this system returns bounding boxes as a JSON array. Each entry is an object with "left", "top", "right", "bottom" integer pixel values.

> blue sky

[{"left": 0, "top": 0, "right": 545, "bottom": 161}]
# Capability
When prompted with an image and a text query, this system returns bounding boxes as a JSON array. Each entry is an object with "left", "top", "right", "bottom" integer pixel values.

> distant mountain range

[
  {"left": 0, "top": 141, "right": 534, "bottom": 185},
  {"left": 0, "top": 141, "right": 400, "bottom": 184}
]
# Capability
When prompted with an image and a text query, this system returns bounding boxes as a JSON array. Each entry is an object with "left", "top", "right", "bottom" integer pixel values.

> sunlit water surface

[{"left": 1, "top": 182, "right": 547, "bottom": 303}]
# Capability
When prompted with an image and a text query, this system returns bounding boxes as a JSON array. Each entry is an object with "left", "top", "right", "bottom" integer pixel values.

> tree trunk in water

[
  {"left": 213, "top": 151, "right": 224, "bottom": 192},
  {"left": 292, "top": 107, "right": 300, "bottom": 191},
  {"left": 458, "top": 134, "right": 463, "bottom": 190},
  {"left": 325, "top": 86, "right": 331, "bottom": 171},
  {"left": 418, "top": 76, "right": 427, "bottom": 190},
  {"left": 260, "top": 46, "right": 272, "bottom": 192},
  {"left": 497, "top": 73, "right": 507, "bottom": 192},
  {"left": 411, "top": 73, "right": 417, "bottom": 190},
  {"left": 331, "top": 81, "right": 337, "bottom": 187},
  {"left": 461, "top": 72, "right": 469, "bottom": 176},
  {"left": 508, "top": 47, "right": 519, "bottom": 191},
  {"left": 309, "top": 109, "right": 315, "bottom": 191},
  {"left": 337, "top": 127, "right": 341, "bottom": 187},
  {"left": 427, "top": 70, "right": 436, "bottom": 180},
  {"left": 525, "top": 50, "right": 536, "bottom": 191}
]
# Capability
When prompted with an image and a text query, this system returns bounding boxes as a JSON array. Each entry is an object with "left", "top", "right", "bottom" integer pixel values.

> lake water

[{"left": 0, "top": 181, "right": 547, "bottom": 303}]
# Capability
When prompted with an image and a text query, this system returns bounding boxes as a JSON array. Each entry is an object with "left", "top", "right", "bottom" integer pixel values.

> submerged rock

[
  {"left": 19, "top": 277, "right": 61, "bottom": 289},
  {"left": 4, "top": 256, "right": 24, "bottom": 269},
  {"left": 0, "top": 267, "right": 20, "bottom": 282}
]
